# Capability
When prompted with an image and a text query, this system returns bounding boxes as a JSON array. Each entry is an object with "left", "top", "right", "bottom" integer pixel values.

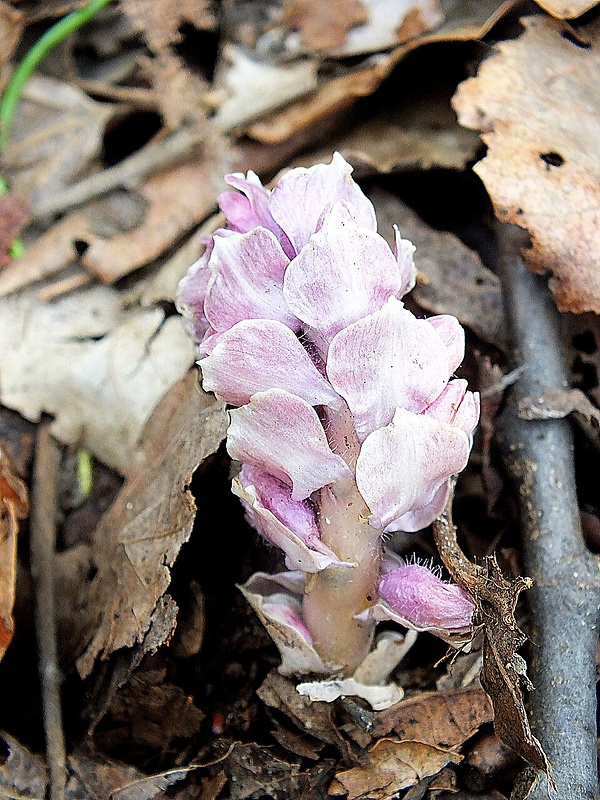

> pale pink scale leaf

[
  {"left": 327, "top": 297, "right": 451, "bottom": 441},
  {"left": 283, "top": 215, "right": 402, "bottom": 344},
  {"left": 269, "top": 152, "right": 376, "bottom": 255},
  {"left": 204, "top": 227, "right": 298, "bottom": 333},
  {"left": 200, "top": 318, "right": 342, "bottom": 408},
  {"left": 233, "top": 465, "right": 352, "bottom": 572},
  {"left": 355, "top": 407, "right": 470, "bottom": 531},
  {"left": 426, "top": 314, "right": 465, "bottom": 374},
  {"left": 227, "top": 389, "right": 351, "bottom": 500}
]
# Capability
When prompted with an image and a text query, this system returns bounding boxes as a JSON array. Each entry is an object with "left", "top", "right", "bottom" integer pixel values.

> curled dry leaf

[
  {"left": 433, "top": 488, "right": 552, "bottom": 777},
  {"left": 330, "top": 739, "right": 462, "bottom": 800},
  {"left": 0, "top": 285, "right": 195, "bottom": 474},
  {"left": 453, "top": 15, "right": 600, "bottom": 313},
  {"left": 0, "top": 449, "right": 28, "bottom": 661},
  {"left": 246, "top": 0, "right": 519, "bottom": 145},
  {"left": 77, "top": 372, "right": 227, "bottom": 678}
]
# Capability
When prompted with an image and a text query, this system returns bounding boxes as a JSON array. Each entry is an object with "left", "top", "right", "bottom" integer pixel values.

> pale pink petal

[
  {"left": 424, "top": 381, "right": 480, "bottom": 439},
  {"left": 454, "top": 390, "right": 480, "bottom": 438},
  {"left": 176, "top": 251, "right": 212, "bottom": 346},
  {"left": 233, "top": 465, "right": 352, "bottom": 572},
  {"left": 283, "top": 216, "right": 402, "bottom": 344},
  {"left": 355, "top": 407, "right": 470, "bottom": 530},
  {"left": 426, "top": 315, "right": 465, "bottom": 374},
  {"left": 377, "top": 564, "right": 474, "bottom": 633},
  {"left": 200, "top": 319, "right": 342, "bottom": 408},
  {"left": 204, "top": 227, "right": 299, "bottom": 333},
  {"left": 227, "top": 389, "right": 351, "bottom": 500},
  {"left": 384, "top": 481, "right": 450, "bottom": 533},
  {"left": 327, "top": 298, "right": 452, "bottom": 440},
  {"left": 269, "top": 152, "right": 376, "bottom": 254},
  {"left": 220, "top": 171, "right": 295, "bottom": 258},
  {"left": 394, "top": 226, "right": 417, "bottom": 297},
  {"left": 239, "top": 572, "right": 332, "bottom": 676}
]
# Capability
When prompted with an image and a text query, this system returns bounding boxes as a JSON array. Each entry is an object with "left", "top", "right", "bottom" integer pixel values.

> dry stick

[
  {"left": 31, "top": 421, "right": 66, "bottom": 800},
  {"left": 30, "top": 125, "right": 204, "bottom": 220},
  {"left": 495, "top": 226, "right": 600, "bottom": 800}
]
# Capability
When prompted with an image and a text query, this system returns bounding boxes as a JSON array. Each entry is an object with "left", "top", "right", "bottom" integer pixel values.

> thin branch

[
  {"left": 495, "top": 225, "right": 600, "bottom": 800},
  {"left": 31, "top": 421, "right": 66, "bottom": 800},
  {"left": 30, "top": 125, "right": 205, "bottom": 220}
]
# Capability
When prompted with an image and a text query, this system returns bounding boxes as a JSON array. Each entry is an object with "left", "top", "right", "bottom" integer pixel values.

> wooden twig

[
  {"left": 495, "top": 226, "right": 600, "bottom": 800},
  {"left": 31, "top": 421, "right": 66, "bottom": 800},
  {"left": 30, "top": 125, "right": 205, "bottom": 220}
]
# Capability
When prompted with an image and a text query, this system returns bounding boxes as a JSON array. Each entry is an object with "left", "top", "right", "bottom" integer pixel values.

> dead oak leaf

[
  {"left": 453, "top": 15, "right": 600, "bottom": 313},
  {"left": 0, "top": 449, "right": 28, "bottom": 660},
  {"left": 371, "top": 685, "right": 493, "bottom": 748},
  {"left": 77, "top": 372, "right": 227, "bottom": 678},
  {"left": 330, "top": 740, "right": 462, "bottom": 800},
  {"left": 0, "top": 285, "right": 195, "bottom": 474}
]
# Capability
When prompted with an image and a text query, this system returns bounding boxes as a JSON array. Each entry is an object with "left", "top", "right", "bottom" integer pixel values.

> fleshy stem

[
  {"left": 0, "top": 0, "right": 113, "bottom": 153},
  {"left": 302, "top": 403, "right": 380, "bottom": 674}
]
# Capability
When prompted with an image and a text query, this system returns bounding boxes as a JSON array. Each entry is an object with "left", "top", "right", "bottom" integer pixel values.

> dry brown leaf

[
  {"left": 433, "top": 492, "right": 552, "bottom": 777},
  {"left": 3, "top": 75, "right": 115, "bottom": 205},
  {"left": 77, "top": 372, "right": 227, "bottom": 677},
  {"left": 246, "top": 0, "right": 518, "bottom": 144},
  {"left": 307, "top": 81, "right": 480, "bottom": 174},
  {"left": 280, "top": 0, "right": 368, "bottom": 51},
  {"left": 82, "top": 161, "right": 225, "bottom": 282},
  {"left": 331, "top": 740, "right": 462, "bottom": 800},
  {"left": 453, "top": 15, "right": 600, "bottom": 313},
  {"left": 0, "top": 285, "right": 195, "bottom": 474},
  {"left": 371, "top": 685, "right": 493, "bottom": 747},
  {"left": 534, "top": 0, "right": 599, "bottom": 17},
  {"left": 212, "top": 44, "right": 319, "bottom": 132},
  {"left": 226, "top": 743, "right": 301, "bottom": 800},
  {"left": 0, "top": 449, "right": 28, "bottom": 661}
]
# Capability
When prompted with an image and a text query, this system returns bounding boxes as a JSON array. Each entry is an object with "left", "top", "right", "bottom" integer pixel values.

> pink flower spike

[
  {"left": 227, "top": 389, "right": 352, "bottom": 500},
  {"left": 454, "top": 390, "right": 480, "bottom": 439},
  {"left": 200, "top": 319, "right": 342, "bottom": 409},
  {"left": 176, "top": 251, "right": 212, "bottom": 346},
  {"left": 393, "top": 226, "right": 417, "bottom": 297},
  {"left": 233, "top": 466, "right": 352, "bottom": 572},
  {"left": 283, "top": 215, "right": 404, "bottom": 344},
  {"left": 269, "top": 152, "right": 376, "bottom": 255},
  {"left": 426, "top": 314, "right": 465, "bottom": 374},
  {"left": 355, "top": 407, "right": 470, "bottom": 530},
  {"left": 377, "top": 564, "right": 474, "bottom": 634},
  {"left": 204, "top": 227, "right": 298, "bottom": 333},
  {"left": 327, "top": 298, "right": 452, "bottom": 440}
]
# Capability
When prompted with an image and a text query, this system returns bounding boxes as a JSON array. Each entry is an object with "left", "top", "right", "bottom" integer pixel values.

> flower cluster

[{"left": 178, "top": 154, "right": 478, "bottom": 681}]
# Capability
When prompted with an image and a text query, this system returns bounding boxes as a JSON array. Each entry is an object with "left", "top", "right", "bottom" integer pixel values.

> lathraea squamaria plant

[{"left": 178, "top": 153, "right": 479, "bottom": 709}]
